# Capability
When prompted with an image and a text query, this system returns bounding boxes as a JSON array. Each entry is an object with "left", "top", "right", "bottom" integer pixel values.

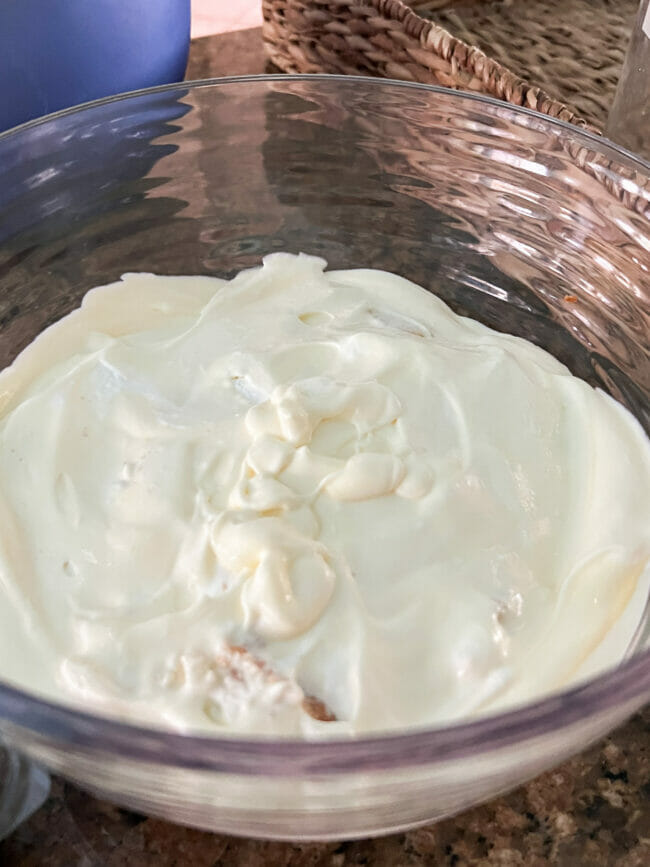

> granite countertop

[
  {"left": 1, "top": 30, "right": 649, "bottom": 867},
  {"left": 184, "top": 27, "right": 269, "bottom": 79}
]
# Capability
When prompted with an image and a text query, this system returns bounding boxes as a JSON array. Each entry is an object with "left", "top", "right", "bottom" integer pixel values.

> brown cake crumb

[
  {"left": 213, "top": 644, "right": 336, "bottom": 722},
  {"left": 302, "top": 695, "right": 337, "bottom": 722}
]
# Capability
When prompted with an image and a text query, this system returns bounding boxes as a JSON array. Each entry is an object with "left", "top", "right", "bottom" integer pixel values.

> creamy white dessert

[{"left": 0, "top": 253, "right": 648, "bottom": 736}]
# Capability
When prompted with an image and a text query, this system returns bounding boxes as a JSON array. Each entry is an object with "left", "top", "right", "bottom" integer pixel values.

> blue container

[{"left": 0, "top": 0, "right": 190, "bottom": 132}]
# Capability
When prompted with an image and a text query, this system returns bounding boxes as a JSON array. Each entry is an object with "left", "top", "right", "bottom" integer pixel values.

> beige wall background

[{"left": 192, "top": 0, "right": 262, "bottom": 37}]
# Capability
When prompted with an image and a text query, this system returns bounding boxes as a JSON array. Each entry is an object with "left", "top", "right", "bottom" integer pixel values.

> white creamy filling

[{"left": 0, "top": 252, "right": 648, "bottom": 736}]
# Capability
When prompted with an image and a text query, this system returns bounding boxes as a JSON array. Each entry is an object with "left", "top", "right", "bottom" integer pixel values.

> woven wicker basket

[{"left": 262, "top": 0, "right": 637, "bottom": 132}]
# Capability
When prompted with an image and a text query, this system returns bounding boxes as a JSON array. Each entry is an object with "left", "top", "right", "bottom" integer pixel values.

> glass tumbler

[
  {"left": 607, "top": 0, "right": 650, "bottom": 157},
  {"left": 0, "top": 743, "right": 49, "bottom": 840}
]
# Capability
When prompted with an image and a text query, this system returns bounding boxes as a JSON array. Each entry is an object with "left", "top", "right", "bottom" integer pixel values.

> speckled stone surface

[
  {"left": 1, "top": 31, "right": 648, "bottom": 867},
  {"left": 185, "top": 28, "right": 267, "bottom": 80}
]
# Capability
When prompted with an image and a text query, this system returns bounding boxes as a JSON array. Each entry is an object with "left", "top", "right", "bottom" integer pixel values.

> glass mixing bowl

[{"left": 0, "top": 76, "right": 648, "bottom": 841}]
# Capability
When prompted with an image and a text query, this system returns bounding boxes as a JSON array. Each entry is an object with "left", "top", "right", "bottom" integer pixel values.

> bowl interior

[{"left": 0, "top": 73, "right": 648, "bottom": 753}]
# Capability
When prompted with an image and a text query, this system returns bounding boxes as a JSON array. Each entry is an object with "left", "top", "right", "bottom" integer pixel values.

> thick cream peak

[{"left": 0, "top": 253, "right": 648, "bottom": 736}]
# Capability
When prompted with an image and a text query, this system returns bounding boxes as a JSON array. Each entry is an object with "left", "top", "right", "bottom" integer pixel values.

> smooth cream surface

[{"left": 0, "top": 253, "right": 648, "bottom": 736}]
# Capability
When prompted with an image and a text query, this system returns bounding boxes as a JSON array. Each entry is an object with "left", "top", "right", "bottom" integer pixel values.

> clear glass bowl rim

[{"left": 0, "top": 74, "right": 648, "bottom": 777}]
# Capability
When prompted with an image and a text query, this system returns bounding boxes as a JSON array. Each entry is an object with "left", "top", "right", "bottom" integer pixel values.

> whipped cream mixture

[{"left": 0, "top": 253, "right": 648, "bottom": 736}]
